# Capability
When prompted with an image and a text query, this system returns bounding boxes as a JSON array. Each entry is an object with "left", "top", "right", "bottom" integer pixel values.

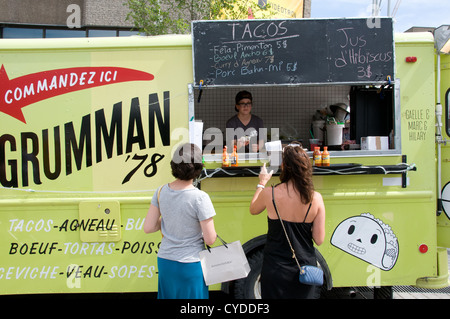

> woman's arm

[
  {"left": 143, "top": 204, "right": 161, "bottom": 234},
  {"left": 250, "top": 163, "right": 273, "bottom": 215},
  {"left": 200, "top": 217, "right": 217, "bottom": 246},
  {"left": 311, "top": 192, "right": 326, "bottom": 246},
  {"left": 250, "top": 187, "right": 267, "bottom": 215}
]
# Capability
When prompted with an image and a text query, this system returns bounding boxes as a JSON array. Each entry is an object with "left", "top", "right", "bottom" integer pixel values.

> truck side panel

[
  {"left": 0, "top": 36, "right": 193, "bottom": 294},
  {"left": 438, "top": 52, "right": 450, "bottom": 248}
]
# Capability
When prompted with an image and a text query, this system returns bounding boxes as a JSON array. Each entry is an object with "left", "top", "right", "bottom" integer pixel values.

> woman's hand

[{"left": 259, "top": 163, "right": 273, "bottom": 187}]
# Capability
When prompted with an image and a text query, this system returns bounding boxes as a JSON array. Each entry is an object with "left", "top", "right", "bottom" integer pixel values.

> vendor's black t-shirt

[{"left": 226, "top": 114, "right": 264, "bottom": 152}]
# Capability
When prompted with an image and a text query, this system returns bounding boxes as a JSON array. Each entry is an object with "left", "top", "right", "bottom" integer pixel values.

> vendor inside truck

[{"left": 226, "top": 90, "right": 265, "bottom": 153}]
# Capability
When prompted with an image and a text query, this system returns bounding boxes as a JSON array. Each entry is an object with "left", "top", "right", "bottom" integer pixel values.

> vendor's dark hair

[
  {"left": 234, "top": 90, "right": 252, "bottom": 112},
  {"left": 280, "top": 143, "right": 314, "bottom": 204},
  {"left": 170, "top": 143, "right": 203, "bottom": 180}
]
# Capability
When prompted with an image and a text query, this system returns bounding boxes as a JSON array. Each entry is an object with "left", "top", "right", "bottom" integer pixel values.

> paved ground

[
  {"left": 393, "top": 285, "right": 450, "bottom": 299},
  {"left": 320, "top": 285, "right": 450, "bottom": 299},
  {"left": 392, "top": 248, "right": 450, "bottom": 299}
]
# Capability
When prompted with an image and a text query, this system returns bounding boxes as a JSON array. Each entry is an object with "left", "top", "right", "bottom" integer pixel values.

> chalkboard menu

[{"left": 192, "top": 18, "right": 394, "bottom": 86}]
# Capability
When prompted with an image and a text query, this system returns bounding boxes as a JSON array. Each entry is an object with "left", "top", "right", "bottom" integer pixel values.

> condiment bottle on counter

[
  {"left": 313, "top": 147, "right": 322, "bottom": 167},
  {"left": 222, "top": 146, "right": 230, "bottom": 167},
  {"left": 322, "top": 146, "right": 330, "bottom": 166},
  {"left": 231, "top": 145, "right": 238, "bottom": 167}
]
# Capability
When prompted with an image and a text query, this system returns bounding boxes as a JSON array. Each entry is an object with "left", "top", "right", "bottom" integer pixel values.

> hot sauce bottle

[
  {"left": 322, "top": 146, "right": 330, "bottom": 166},
  {"left": 231, "top": 145, "right": 238, "bottom": 167},
  {"left": 313, "top": 147, "right": 322, "bottom": 167},
  {"left": 222, "top": 146, "right": 230, "bottom": 167}
]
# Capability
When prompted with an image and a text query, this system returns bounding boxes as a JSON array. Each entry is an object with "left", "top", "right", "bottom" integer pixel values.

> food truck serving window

[{"left": 191, "top": 18, "right": 400, "bottom": 157}]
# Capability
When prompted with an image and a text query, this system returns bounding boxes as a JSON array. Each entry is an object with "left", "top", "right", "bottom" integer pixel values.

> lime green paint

[{"left": 0, "top": 31, "right": 449, "bottom": 295}]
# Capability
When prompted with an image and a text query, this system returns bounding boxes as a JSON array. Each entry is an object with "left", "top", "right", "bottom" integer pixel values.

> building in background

[
  {"left": 405, "top": 26, "right": 437, "bottom": 34},
  {"left": 258, "top": 0, "right": 310, "bottom": 18},
  {"left": 0, "top": 0, "right": 136, "bottom": 38},
  {"left": 0, "top": 0, "right": 311, "bottom": 38}
]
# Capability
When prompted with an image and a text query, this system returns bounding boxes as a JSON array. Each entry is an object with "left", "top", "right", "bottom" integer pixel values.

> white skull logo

[{"left": 331, "top": 213, "right": 398, "bottom": 271}]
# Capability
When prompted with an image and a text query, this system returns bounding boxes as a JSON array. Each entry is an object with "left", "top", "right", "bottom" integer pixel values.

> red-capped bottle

[
  {"left": 322, "top": 146, "right": 330, "bottom": 166},
  {"left": 222, "top": 146, "right": 230, "bottom": 167},
  {"left": 231, "top": 145, "right": 238, "bottom": 167},
  {"left": 313, "top": 147, "right": 322, "bottom": 167}
]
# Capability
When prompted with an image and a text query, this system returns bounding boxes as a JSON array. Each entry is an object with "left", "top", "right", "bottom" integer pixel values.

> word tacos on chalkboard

[{"left": 192, "top": 18, "right": 394, "bottom": 86}]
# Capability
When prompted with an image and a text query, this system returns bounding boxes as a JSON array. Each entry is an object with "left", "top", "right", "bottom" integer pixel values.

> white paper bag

[{"left": 199, "top": 240, "right": 250, "bottom": 286}]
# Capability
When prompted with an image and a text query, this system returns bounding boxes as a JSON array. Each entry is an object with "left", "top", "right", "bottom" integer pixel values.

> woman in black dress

[{"left": 250, "top": 144, "right": 326, "bottom": 299}]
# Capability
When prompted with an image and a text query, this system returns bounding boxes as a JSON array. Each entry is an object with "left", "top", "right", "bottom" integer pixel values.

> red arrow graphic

[{"left": 0, "top": 65, "right": 154, "bottom": 123}]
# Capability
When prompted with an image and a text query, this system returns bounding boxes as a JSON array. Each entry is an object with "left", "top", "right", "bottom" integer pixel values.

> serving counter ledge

[{"left": 200, "top": 163, "right": 416, "bottom": 179}]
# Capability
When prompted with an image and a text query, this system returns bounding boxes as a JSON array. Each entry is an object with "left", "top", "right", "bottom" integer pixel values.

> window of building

[
  {"left": 119, "top": 30, "right": 139, "bottom": 37},
  {"left": 3, "top": 27, "right": 43, "bottom": 38},
  {"left": 1, "top": 25, "right": 138, "bottom": 39},
  {"left": 87, "top": 29, "right": 117, "bottom": 37},
  {"left": 45, "top": 29, "right": 86, "bottom": 38}
]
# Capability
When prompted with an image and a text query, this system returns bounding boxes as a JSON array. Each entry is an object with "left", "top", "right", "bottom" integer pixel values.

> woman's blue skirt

[{"left": 157, "top": 257, "right": 208, "bottom": 299}]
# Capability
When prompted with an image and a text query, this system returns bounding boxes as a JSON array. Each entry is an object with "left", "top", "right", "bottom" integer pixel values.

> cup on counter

[
  {"left": 251, "top": 143, "right": 258, "bottom": 153},
  {"left": 309, "top": 139, "right": 319, "bottom": 151}
]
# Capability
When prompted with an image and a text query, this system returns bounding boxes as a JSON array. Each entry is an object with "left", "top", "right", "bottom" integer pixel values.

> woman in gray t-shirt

[{"left": 144, "top": 143, "right": 217, "bottom": 299}]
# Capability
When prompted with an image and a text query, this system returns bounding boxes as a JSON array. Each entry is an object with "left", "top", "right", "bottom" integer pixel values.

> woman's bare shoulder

[
  {"left": 313, "top": 191, "right": 324, "bottom": 202},
  {"left": 313, "top": 190, "right": 322, "bottom": 197}
]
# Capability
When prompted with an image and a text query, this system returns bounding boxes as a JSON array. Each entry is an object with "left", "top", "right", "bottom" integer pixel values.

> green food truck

[{"left": 0, "top": 18, "right": 448, "bottom": 298}]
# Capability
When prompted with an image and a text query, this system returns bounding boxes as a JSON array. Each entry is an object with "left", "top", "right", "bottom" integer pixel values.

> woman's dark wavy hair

[
  {"left": 279, "top": 143, "right": 314, "bottom": 204},
  {"left": 170, "top": 143, "right": 203, "bottom": 181}
]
